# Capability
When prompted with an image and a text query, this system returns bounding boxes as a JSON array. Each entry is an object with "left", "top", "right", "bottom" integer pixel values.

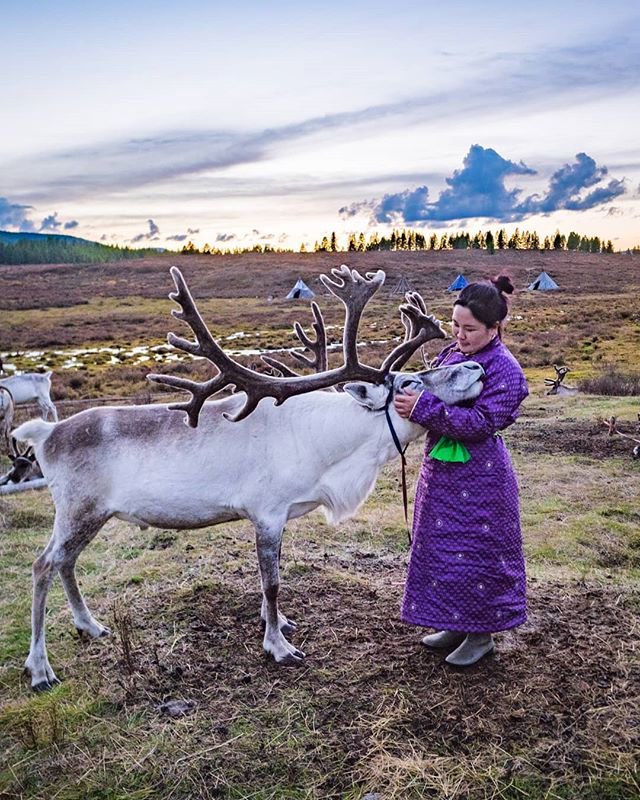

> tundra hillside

[{"left": 0, "top": 250, "right": 639, "bottom": 800}]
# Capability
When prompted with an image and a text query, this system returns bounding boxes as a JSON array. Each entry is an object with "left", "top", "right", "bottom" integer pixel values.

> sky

[{"left": 2, "top": 0, "right": 639, "bottom": 250}]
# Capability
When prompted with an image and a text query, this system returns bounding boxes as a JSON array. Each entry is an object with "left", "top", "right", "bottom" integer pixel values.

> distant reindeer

[
  {"left": 13, "top": 265, "right": 485, "bottom": 690},
  {"left": 545, "top": 364, "right": 578, "bottom": 396},
  {"left": 602, "top": 415, "right": 640, "bottom": 460},
  {"left": 0, "top": 437, "right": 44, "bottom": 486},
  {"left": 0, "top": 372, "right": 58, "bottom": 421},
  {"left": 0, "top": 386, "right": 15, "bottom": 451}
]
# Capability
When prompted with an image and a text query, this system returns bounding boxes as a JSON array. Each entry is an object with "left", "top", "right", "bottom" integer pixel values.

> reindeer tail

[{"left": 11, "top": 418, "right": 55, "bottom": 448}]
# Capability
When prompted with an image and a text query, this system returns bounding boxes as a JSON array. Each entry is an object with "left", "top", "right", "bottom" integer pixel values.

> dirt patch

[
  {"left": 507, "top": 416, "right": 637, "bottom": 458},
  {"left": 82, "top": 556, "right": 639, "bottom": 798}
]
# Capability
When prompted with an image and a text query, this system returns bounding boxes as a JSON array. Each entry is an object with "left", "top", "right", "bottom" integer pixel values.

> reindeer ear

[{"left": 343, "top": 382, "right": 387, "bottom": 410}]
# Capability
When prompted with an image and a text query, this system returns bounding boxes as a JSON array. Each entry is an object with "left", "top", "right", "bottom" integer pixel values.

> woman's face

[{"left": 451, "top": 304, "right": 498, "bottom": 355}]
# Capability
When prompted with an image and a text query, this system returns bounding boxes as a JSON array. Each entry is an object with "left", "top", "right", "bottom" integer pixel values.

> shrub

[{"left": 579, "top": 365, "right": 640, "bottom": 396}]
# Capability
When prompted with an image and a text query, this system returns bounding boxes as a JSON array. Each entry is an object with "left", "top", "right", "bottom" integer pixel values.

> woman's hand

[{"left": 393, "top": 388, "right": 421, "bottom": 419}]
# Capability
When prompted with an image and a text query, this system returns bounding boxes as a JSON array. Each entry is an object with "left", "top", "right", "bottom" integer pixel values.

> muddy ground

[{"left": 85, "top": 550, "right": 639, "bottom": 797}]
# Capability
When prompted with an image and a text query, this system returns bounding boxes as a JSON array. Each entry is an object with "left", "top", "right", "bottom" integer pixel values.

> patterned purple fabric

[{"left": 401, "top": 337, "right": 529, "bottom": 633}]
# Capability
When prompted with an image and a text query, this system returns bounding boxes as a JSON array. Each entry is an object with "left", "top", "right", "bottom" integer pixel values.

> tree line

[
  {"left": 0, "top": 236, "right": 163, "bottom": 265},
  {"left": 179, "top": 228, "right": 619, "bottom": 257},
  {"left": 309, "top": 228, "right": 615, "bottom": 254}
]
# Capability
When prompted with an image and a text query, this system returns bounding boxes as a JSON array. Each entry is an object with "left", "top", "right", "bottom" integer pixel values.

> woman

[{"left": 394, "top": 275, "right": 528, "bottom": 666}]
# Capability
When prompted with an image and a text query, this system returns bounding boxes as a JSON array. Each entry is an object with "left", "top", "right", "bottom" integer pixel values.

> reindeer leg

[
  {"left": 25, "top": 509, "right": 106, "bottom": 691},
  {"left": 260, "top": 541, "right": 297, "bottom": 635},
  {"left": 59, "top": 554, "right": 110, "bottom": 639},
  {"left": 39, "top": 399, "right": 58, "bottom": 422},
  {"left": 25, "top": 536, "right": 63, "bottom": 691},
  {"left": 254, "top": 519, "right": 304, "bottom": 664}
]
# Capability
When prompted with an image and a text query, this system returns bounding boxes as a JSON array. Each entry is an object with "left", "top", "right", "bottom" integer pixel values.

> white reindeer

[
  {"left": 13, "top": 266, "right": 485, "bottom": 691},
  {"left": 544, "top": 365, "right": 578, "bottom": 396},
  {"left": 0, "top": 372, "right": 58, "bottom": 421},
  {"left": 0, "top": 386, "right": 15, "bottom": 451}
]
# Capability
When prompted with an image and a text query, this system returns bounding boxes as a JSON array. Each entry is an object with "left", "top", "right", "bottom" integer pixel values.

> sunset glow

[{"left": 2, "top": 0, "right": 639, "bottom": 250}]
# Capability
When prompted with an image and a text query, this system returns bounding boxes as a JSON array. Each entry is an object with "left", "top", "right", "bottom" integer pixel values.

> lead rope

[{"left": 384, "top": 388, "right": 411, "bottom": 546}]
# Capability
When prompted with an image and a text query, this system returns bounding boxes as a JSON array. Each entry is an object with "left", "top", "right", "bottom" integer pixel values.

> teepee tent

[
  {"left": 286, "top": 279, "right": 315, "bottom": 300},
  {"left": 447, "top": 274, "right": 468, "bottom": 292},
  {"left": 391, "top": 275, "right": 412, "bottom": 295},
  {"left": 527, "top": 271, "right": 559, "bottom": 291}
]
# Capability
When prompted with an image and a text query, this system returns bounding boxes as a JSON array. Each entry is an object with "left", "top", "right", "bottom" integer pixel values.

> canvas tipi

[
  {"left": 447, "top": 274, "right": 468, "bottom": 291},
  {"left": 527, "top": 271, "right": 559, "bottom": 291},
  {"left": 286, "top": 279, "right": 315, "bottom": 300},
  {"left": 391, "top": 275, "right": 412, "bottom": 295}
]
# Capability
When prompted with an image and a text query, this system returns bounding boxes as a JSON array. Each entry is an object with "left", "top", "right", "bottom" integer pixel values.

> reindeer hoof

[
  {"left": 32, "top": 677, "right": 61, "bottom": 693},
  {"left": 260, "top": 617, "right": 297, "bottom": 635},
  {"left": 277, "top": 648, "right": 305, "bottom": 665},
  {"left": 280, "top": 619, "right": 297, "bottom": 635},
  {"left": 75, "top": 623, "right": 111, "bottom": 639}
]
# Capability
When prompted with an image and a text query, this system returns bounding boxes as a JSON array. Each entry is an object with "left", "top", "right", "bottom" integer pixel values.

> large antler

[
  {"left": 544, "top": 364, "right": 571, "bottom": 389},
  {"left": 148, "top": 265, "right": 445, "bottom": 425}
]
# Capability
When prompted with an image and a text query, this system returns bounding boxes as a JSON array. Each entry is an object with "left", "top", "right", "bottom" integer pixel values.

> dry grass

[{"left": 1, "top": 250, "right": 639, "bottom": 401}]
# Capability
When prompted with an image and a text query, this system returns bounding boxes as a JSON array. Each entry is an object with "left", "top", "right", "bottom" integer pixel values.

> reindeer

[
  {"left": 602, "top": 415, "right": 640, "bottom": 460},
  {"left": 544, "top": 364, "right": 578, "bottom": 396},
  {"left": 0, "top": 437, "right": 44, "bottom": 486},
  {"left": 0, "top": 372, "right": 58, "bottom": 421},
  {"left": 13, "top": 265, "right": 485, "bottom": 691},
  {"left": 0, "top": 386, "right": 15, "bottom": 452}
]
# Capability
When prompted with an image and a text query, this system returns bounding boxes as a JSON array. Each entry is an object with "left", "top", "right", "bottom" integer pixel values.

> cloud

[
  {"left": 215, "top": 233, "right": 236, "bottom": 242},
  {"left": 517, "top": 152, "right": 624, "bottom": 214},
  {"left": 341, "top": 146, "right": 625, "bottom": 225},
  {"left": 166, "top": 226, "right": 199, "bottom": 242},
  {"left": 0, "top": 198, "right": 80, "bottom": 234},
  {"left": 40, "top": 212, "right": 62, "bottom": 231},
  {"left": 0, "top": 196, "right": 36, "bottom": 231},
  {"left": 5, "top": 29, "right": 638, "bottom": 205},
  {"left": 131, "top": 218, "right": 161, "bottom": 242}
]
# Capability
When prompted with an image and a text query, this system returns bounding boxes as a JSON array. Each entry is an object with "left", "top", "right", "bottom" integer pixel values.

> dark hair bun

[{"left": 492, "top": 274, "right": 514, "bottom": 295}]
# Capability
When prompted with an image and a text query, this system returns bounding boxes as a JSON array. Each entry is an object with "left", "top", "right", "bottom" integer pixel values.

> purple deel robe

[{"left": 401, "top": 336, "right": 529, "bottom": 633}]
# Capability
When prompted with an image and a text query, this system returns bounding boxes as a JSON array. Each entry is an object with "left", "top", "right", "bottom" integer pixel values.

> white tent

[
  {"left": 391, "top": 275, "right": 412, "bottom": 295},
  {"left": 527, "top": 271, "right": 559, "bottom": 291},
  {"left": 286, "top": 279, "right": 315, "bottom": 300}
]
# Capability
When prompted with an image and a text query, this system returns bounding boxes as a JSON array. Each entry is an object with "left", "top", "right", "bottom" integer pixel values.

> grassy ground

[{"left": 0, "top": 252, "right": 639, "bottom": 799}]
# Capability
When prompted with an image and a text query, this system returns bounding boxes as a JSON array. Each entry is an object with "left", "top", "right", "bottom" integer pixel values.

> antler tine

[
  {"left": 9, "top": 436, "right": 29, "bottom": 460},
  {"left": 320, "top": 265, "right": 385, "bottom": 368},
  {"left": 149, "top": 373, "right": 229, "bottom": 427},
  {"left": 260, "top": 357, "right": 298, "bottom": 378},
  {"left": 290, "top": 302, "right": 328, "bottom": 372},
  {"left": 380, "top": 291, "right": 446, "bottom": 373},
  {"left": 259, "top": 301, "right": 328, "bottom": 377}
]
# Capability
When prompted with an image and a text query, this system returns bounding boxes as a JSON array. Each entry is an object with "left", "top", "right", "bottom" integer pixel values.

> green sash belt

[{"left": 429, "top": 435, "right": 471, "bottom": 463}]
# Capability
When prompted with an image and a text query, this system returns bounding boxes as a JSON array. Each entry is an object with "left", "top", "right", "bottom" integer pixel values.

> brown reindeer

[{"left": 0, "top": 437, "right": 44, "bottom": 486}]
